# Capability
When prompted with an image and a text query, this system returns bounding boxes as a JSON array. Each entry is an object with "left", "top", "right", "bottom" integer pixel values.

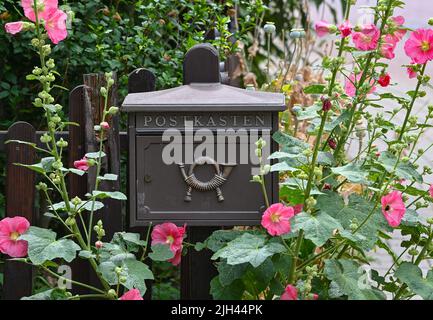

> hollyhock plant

[
  {"left": 378, "top": 73, "right": 391, "bottom": 87},
  {"left": 352, "top": 24, "right": 380, "bottom": 51},
  {"left": 404, "top": 29, "right": 433, "bottom": 64},
  {"left": 315, "top": 21, "right": 335, "bottom": 37},
  {"left": 381, "top": 191, "right": 406, "bottom": 227},
  {"left": 0, "top": 216, "right": 30, "bottom": 258},
  {"left": 338, "top": 20, "right": 352, "bottom": 38},
  {"left": 119, "top": 289, "right": 143, "bottom": 301},
  {"left": 74, "top": 157, "right": 90, "bottom": 171},
  {"left": 151, "top": 223, "right": 186, "bottom": 266},
  {"left": 21, "top": 0, "right": 58, "bottom": 22},
  {"left": 280, "top": 285, "right": 298, "bottom": 300},
  {"left": 261, "top": 203, "right": 295, "bottom": 236}
]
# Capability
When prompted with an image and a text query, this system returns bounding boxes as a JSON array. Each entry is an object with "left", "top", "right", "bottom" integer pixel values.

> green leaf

[
  {"left": 85, "top": 151, "right": 106, "bottom": 159},
  {"left": 331, "top": 163, "right": 368, "bottom": 184},
  {"left": 79, "top": 201, "right": 105, "bottom": 212},
  {"left": 324, "top": 259, "right": 386, "bottom": 300},
  {"left": 149, "top": 244, "right": 175, "bottom": 261},
  {"left": 270, "top": 162, "right": 298, "bottom": 172},
  {"left": 92, "top": 191, "right": 127, "bottom": 201},
  {"left": 296, "top": 104, "right": 321, "bottom": 121},
  {"left": 79, "top": 250, "right": 96, "bottom": 259},
  {"left": 395, "top": 262, "right": 433, "bottom": 300},
  {"left": 196, "top": 230, "right": 247, "bottom": 252},
  {"left": 19, "top": 227, "right": 81, "bottom": 265},
  {"left": 217, "top": 262, "right": 248, "bottom": 286},
  {"left": 303, "top": 84, "right": 326, "bottom": 94},
  {"left": 316, "top": 191, "right": 391, "bottom": 250},
  {"left": 212, "top": 233, "right": 285, "bottom": 268},
  {"left": 15, "top": 157, "right": 55, "bottom": 174},
  {"left": 98, "top": 173, "right": 118, "bottom": 181},
  {"left": 210, "top": 277, "right": 245, "bottom": 300},
  {"left": 292, "top": 212, "right": 343, "bottom": 246},
  {"left": 378, "top": 151, "right": 423, "bottom": 183},
  {"left": 317, "top": 151, "right": 335, "bottom": 166}
]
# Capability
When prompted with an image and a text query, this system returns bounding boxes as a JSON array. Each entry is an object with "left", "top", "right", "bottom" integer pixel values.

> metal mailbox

[{"left": 122, "top": 44, "right": 285, "bottom": 227}]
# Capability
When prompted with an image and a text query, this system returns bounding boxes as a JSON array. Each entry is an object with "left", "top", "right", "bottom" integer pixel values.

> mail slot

[{"left": 122, "top": 44, "right": 285, "bottom": 226}]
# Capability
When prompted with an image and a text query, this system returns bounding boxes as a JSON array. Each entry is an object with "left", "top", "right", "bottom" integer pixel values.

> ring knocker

[{"left": 178, "top": 156, "right": 236, "bottom": 202}]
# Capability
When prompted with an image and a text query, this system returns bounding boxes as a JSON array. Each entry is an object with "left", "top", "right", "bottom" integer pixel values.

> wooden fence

[{"left": 0, "top": 59, "right": 241, "bottom": 299}]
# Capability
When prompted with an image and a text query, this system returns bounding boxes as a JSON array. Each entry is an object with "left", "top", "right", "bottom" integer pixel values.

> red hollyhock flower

[{"left": 378, "top": 73, "right": 391, "bottom": 87}]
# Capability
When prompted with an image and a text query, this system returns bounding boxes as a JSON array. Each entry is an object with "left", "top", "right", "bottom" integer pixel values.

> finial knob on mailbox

[{"left": 183, "top": 44, "right": 221, "bottom": 85}]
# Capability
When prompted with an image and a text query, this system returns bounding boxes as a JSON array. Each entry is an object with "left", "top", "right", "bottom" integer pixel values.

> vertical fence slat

[
  {"left": 3, "top": 122, "right": 36, "bottom": 300},
  {"left": 68, "top": 85, "right": 91, "bottom": 294}
]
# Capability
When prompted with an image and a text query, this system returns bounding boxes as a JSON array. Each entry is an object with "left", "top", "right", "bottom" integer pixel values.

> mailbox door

[{"left": 132, "top": 134, "right": 274, "bottom": 226}]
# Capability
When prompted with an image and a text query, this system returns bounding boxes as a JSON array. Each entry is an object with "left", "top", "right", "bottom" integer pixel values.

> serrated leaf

[
  {"left": 210, "top": 277, "right": 245, "bottom": 300},
  {"left": 292, "top": 212, "right": 343, "bottom": 246},
  {"left": 378, "top": 151, "right": 423, "bottom": 183},
  {"left": 19, "top": 227, "right": 80, "bottom": 265},
  {"left": 217, "top": 262, "right": 248, "bottom": 286},
  {"left": 212, "top": 233, "right": 285, "bottom": 268},
  {"left": 331, "top": 163, "right": 368, "bottom": 184},
  {"left": 395, "top": 262, "right": 433, "bottom": 300},
  {"left": 324, "top": 259, "right": 386, "bottom": 300}
]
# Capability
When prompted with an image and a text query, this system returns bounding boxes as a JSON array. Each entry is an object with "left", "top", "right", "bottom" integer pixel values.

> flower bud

[
  {"left": 119, "top": 276, "right": 127, "bottom": 283},
  {"left": 95, "top": 241, "right": 103, "bottom": 249},
  {"left": 108, "top": 106, "right": 119, "bottom": 115},
  {"left": 65, "top": 217, "right": 76, "bottom": 226},
  {"left": 36, "top": 182, "right": 48, "bottom": 191},
  {"left": 52, "top": 160, "right": 63, "bottom": 170},
  {"left": 71, "top": 196, "right": 82, "bottom": 206},
  {"left": 56, "top": 138, "right": 68, "bottom": 148},
  {"left": 255, "top": 148, "right": 262, "bottom": 157},
  {"left": 40, "top": 133, "right": 52, "bottom": 143},
  {"left": 429, "top": 18, "right": 433, "bottom": 26},
  {"left": 100, "top": 121, "right": 110, "bottom": 130},
  {"left": 427, "top": 217, "right": 433, "bottom": 224},
  {"left": 306, "top": 196, "right": 317, "bottom": 209},
  {"left": 321, "top": 97, "right": 332, "bottom": 112},
  {"left": 408, "top": 248, "right": 419, "bottom": 256},
  {"left": 114, "top": 266, "right": 123, "bottom": 274},
  {"left": 328, "top": 138, "right": 337, "bottom": 150},
  {"left": 107, "top": 289, "right": 117, "bottom": 298},
  {"left": 108, "top": 78, "right": 115, "bottom": 86},
  {"left": 252, "top": 175, "right": 261, "bottom": 182},
  {"left": 323, "top": 183, "right": 332, "bottom": 190},
  {"left": 262, "top": 164, "right": 271, "bottom": 175},
  {"left": 100, "top": 87, "right": 107, "bottom": 97}
]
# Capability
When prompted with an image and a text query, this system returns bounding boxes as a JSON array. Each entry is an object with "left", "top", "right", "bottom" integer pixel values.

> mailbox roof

[{"left": 122, "top": 83, "right": 286, "bottom": 112}]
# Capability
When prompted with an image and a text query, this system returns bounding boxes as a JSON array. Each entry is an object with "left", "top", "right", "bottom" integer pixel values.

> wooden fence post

[
  {"left": 126, "top": 68, "right": 156, "bottom": 300},
  {"left": 3, "top": 122, "right": 36, "bottom": 300}
]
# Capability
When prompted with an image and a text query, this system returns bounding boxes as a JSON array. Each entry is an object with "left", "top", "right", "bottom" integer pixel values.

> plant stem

[{"left": 397, "top": 63, "right": 427, "bottom": 143}]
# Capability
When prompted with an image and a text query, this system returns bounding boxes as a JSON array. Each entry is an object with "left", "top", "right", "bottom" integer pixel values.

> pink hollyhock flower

[
  {"left": 407, "top": 65, "right": 417, "bottom": 79},
  {"left": 404, "top": 29, "right": 433, "bottom": 64},
  {"left": 280, "top": 285, "right": 298, "bottom": 300},
  {"left": 381, "top": 191, "right": 406, "bottom": 227},
  {"left": 386, "top": 16, "right": 407, "bottom": 44},
  {"left": 378, "top": 73, "right": 391, "bottom": 87},
  {"left": 429, "top": 185, "right": 433, "bottom": 197},
  {"left": 151, "top": 223, "right": 186, "bottom": 266},
  {"left": 315, "top": 21, "right": 334, "bottom": 37},
  {"left": 338, "top": 20, "right": 352, "bottom": 38},
  {"left": 100, "top": 121, "right": 110, "bottom": 130},
  {"left": 44, "top": 8, "right": 67, "bottom": 44},
  {"left": 0, "top": 216, "right": 30, "bottom": 258},
  {"left": 119, "top": 289, "right": 143, "bottom": 300},
  {"left": 352, "top": 24, "right": 380, "bottom": 51},
  {"left": 74, "top": 157, "right": 90, "bottom": 171},
  {"left": 261, "top": 203, "right": 295, "bottom": 236},
  {"left": 5, "top": 22, "right": 24, "bottom": 35},
  {"left": 95, "top": 241, "right": 103, "bottom": 249},
  {"left": 21, "top": 0, "right": 58, "bottom": 22},
  {"left": 344, "top": 72, "right": 376, "bottom": 97}
]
